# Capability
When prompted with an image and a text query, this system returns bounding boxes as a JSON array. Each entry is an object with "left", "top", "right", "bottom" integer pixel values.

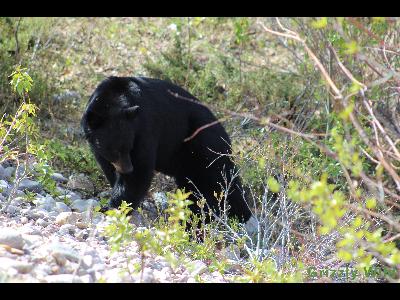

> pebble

[
  {"left": 67, "top": 173, "right": 95, "bottom": 194},
  {"left": 98, "top": 190, "right": 111, "bottom": 199},
  {"left": 55, "top": 212, "right": 80, "bottom": 226},
  {"left": 0, "top": 257, "right": 33, "bottom": 274},
  {"left": 0, "top": 179, "right": 9, "bottom": 192},
  {"left": 49, "top": 242, "right": 81, "bottom": 264},
  {"left": 20, "top": 217, "right": 29, "bottom": 224},
  {"left": 35, "top": 218, "right": 49, "bottom": 227},
  {"left": 71, "top": 199, "right": 99, "bottom": 212},
  {"left": 5, "top": 204, "right": 20, "bottom": 215},
  {"left": 34, "top": 196, "right": 56, "bottom": 211},
  {"left": 82, "top": 255, "right": 94, "bottom": 268},
  {"left": 188, "top": 260, "right": 208, "bottom": 276},
  {"left": 26, "top": 209, "right": 48, "bottom": 220},
  {"left": 244, "top": 215, "right": 258, "bottom": 236},
  {"left": 59, "top": 224, "right": 76, "bottom": 235},
  {"left": 55, "top": 201, "right": 72, "bottom": 213},
  {"left": 3, "top": 167, "right": 15, "bottom": 180},
  {"left": 44, "top": 274, "right": 83, "bottom": 283},
  {"left": 17, "top": 179, "right": 42, "bottom": 193},
  {"left": 51, "top": 173, "right": 68, "bottom": 183},
  {"left": 0, "top": 164, "right": 5, "bottom": 180},
  {"left": 0, "top": 228, "right": 25, "bottom": 249}
]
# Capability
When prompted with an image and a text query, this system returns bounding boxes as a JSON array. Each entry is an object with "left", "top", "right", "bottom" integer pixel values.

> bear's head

[{"left": 81, "top": 77, "right": 140, "bottom": 174}]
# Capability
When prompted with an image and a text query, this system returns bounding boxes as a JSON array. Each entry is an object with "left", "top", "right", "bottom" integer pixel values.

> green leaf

[
  {"left": 311, "top": 17, "right": 328, "bottom": 29},
  {"left": 267, "top": 176, "right": 280, "bottom": 193},
  {"left": 366, "top": 198, "right": 377, "bottom": 210}
]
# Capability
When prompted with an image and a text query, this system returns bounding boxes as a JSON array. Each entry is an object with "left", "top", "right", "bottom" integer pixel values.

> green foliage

[
  {"left": 9, "top": 66, "right": 33, "bottom": 97},
  {"left": 103, "top": 201, "right": 134, "bottom": 253}
]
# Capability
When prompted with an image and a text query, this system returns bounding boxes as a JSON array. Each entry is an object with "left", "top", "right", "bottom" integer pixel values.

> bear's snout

[{"left": 111, "top": 157, "right": 133, "bottom": 174}]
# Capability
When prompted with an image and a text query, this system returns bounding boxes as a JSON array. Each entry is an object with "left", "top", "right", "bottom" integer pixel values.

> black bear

[{"left": 81, "top": 76, "right": 251, "bottom": 224}]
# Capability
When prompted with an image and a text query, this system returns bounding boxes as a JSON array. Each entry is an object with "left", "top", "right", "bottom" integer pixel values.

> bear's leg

[
  {"left": 93, "top": 151, "right": 117, "bottom": 187},
  {"left": 109, "top": 156, "right": 155, "bottom": 209}
]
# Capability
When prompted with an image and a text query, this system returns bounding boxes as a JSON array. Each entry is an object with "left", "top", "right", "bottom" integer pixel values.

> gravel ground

[{"left": 0, "top": 162, "right": 242, "bottom": 283}]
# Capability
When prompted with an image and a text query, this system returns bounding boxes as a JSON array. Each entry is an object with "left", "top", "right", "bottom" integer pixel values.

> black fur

[{"left": 81, "top": 76, "right": 251, "bottom": 223}]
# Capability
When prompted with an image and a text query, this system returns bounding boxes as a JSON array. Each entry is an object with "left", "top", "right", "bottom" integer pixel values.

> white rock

[
  {"left": 55, "top": 201, "right": 71, "bottom": 213},
  {"left": 59, "top": 224, "right": 76, "bottom": 235},
  {"left": 49, "top": 242, "right": 80, "bottom": 264},
  {"left": 3, "top": 167, "right": 15, "bottom": 180},
  {"left": 82, "top": 255, "right": 94, "bottom": 268},
  {"left": 79, "top": 274, "right": 92, "bottom": 283},
  {"left": 51, "top": 173, "right": 68, "bottom": 183},
  {"left": 5, "top": 204, "right": 19, "bottom": 215},
  {"left": 76, "top": 221, "right": 88, "bottom": 229},
  {"left": 67, "top": 173, "right": 94, "bottom": 194},
  {"left": 0, "top": 257, "right": 33, "bottom": 274},
  {"left": 221, "top": 244, "right": 240, "bottom": 260},
  {"left": 67, "top": 191, "right": 82, "bottom": 201},
  {"left": 153, "top": 192, "right": 168, "bottom": 210},
  {"left": 71, "top": 199, "right": 99, "bottom": 212},
  {"left": 17, "top": 178, "right": 42, "bottom": 193},
  {"left": 34, "top": 196, "right": 56, "bottom": 211},
  {"left": 55, "top": 212, "right": 80, "bottom": 226},
  {"left": 20, "top": 216, "right": 29, "bottom": 224},
  {"left": 10, "top": 196, "right": 24, "bottom": 206},
  {"left": 0, "top": 228, "right": 25, "bottom": 249},
  {"left": 26, "top": 208, "right": 47, "bottom": 220},
  {"left": 35, "top": 218, "right": 49, "bottom": 227},
  {"left": 188, "top": 260, "right": 208, "bottom": 276},
  {"left": 104, "top": 268, "right": 128, "bottom": 283},
  {"left": 44, "top": 274, "right": 83, "bottom": 283},
  {"left": 0, "top": 165, "right": 5, "bottom": 180},
  {"left": 0, "top": 179, "right": 9, "bottom": 192},
  {"left": 244, "top": 215, "right": 258, "bottom": 236}
]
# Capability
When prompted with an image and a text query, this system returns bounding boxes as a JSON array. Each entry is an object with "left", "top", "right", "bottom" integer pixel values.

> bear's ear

[{"left": 124, "top": 105, "right": 139, "bottom": 119}]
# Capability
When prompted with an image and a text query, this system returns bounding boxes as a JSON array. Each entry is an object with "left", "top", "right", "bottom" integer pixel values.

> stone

[
  {"left": 5, "top": 205, "right": 19, "bottom": 215},
  {"left": 221, "top": 245, "right": 240, "bottom": 260},
  {"left": 188, "top": 260, "right": 208, "bottom": 276},
  {"left": 0, "top": 257, "right": 33, "bottom": 274},
  {"left": 55, "top": 201, "right": 72, "bottom": 213},
  {"left": 82, "top": 255, "right": 94, "bottom": 269},
  {"left": 51, "top": 173, "right": 68, "bottom": 183},
  {"left": 26, "top": 208, "right": 48, "bottom": 220},
  {"left": 55, "top": 212, "right": 80, "bottom": 226},
  {"left": 10, "top": 197, "right": 24, "bottom": 206},
  {"left": 44, "top": 274, "right": 83, "bottom": 283},
  {"left": 98, "top": 190, "right": 111, "bottom": 199},
  {"left": 0, "top": 180, "right": 9, "bottom": 193},
  {"left": 76, "top": 221, "right": 88, "bottom": 229},
  {"left": 139, "top": 268, "right": 155, "bottom": 283},
  {"left": 0, "top": 228, "right": 25, "bottom": 249},
  {"left": 49, "top": 242, "right": 80, "bottom": 264},
  {"left": 75, "top": 230, "right": 89, "bottom": 241},
  {"left": 0, "top": 165, "right": 5, "bottom": 180},
  {"left": 244, "top": 215, "right": 258, "bottom": 236},
  {"left": 104, "top": 268, "right": 127, "bottom": 283},
  {"left": 79, "top": 274, "right": 92, "bottom": 283},
  {"left": 0, "top": 194, "right": 5, "bottom": 202},
  {"left": 17, "top": 179, "right": 42, "bottom": 193},
  {"left": 59, "top": 224, "right": 76, "bottom": 235},
  {"left": 71, "top": 199, "right": 99, "bottom": 212},
  {"left": 3, "top": 167, "right": 15, "bottom": 180},
  {"left": 20, "top": 217, "right": 29, "bottom": 224},
  {"left": 35, "top": 218, "right": 49, "bottom": 227},
  {"left": 153, "top": 192, "right": 168, "bottom": 210},
  {"left": 67, "top": 173, "right": 94, "bottom": 194},
  {"left": 34, "top": 196, "right": 56, "bottom": 211}
]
